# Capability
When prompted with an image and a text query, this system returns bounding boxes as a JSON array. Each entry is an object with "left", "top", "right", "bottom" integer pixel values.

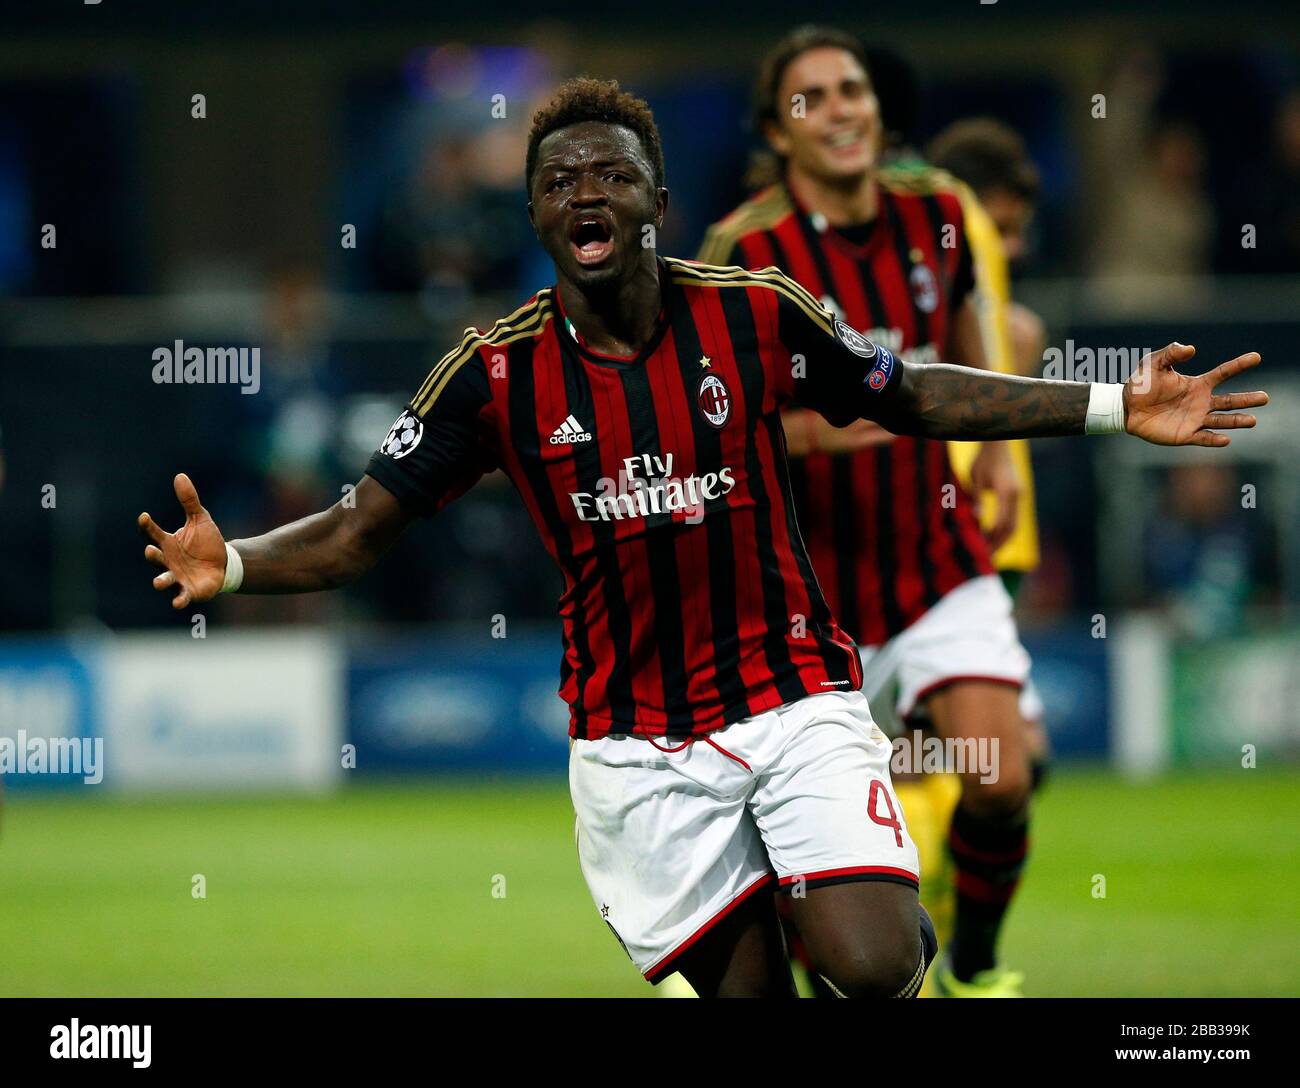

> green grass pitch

[{"left": 1, "top": 770, "right": 1296, "bottom": 996}]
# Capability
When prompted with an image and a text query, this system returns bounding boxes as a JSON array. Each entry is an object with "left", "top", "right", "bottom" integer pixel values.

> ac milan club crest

[
  {"left": 910, "top": 263, "right": 939, "bottom": 314},
  {"left": 697, "top": 371, "right": 731, "bottom": 428}
]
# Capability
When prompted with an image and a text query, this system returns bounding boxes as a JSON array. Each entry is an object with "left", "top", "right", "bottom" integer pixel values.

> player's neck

[
  {"left": 558, "top": 256, "right": 663, "bottom": 359},
  {"left": 786, "top": 164, "right": 878, "bottom": 228}
]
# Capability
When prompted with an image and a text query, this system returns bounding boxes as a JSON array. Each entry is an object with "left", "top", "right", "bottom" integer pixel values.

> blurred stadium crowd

[{"left": 1, "top": 3, "right": 1297, "bottom": 639}]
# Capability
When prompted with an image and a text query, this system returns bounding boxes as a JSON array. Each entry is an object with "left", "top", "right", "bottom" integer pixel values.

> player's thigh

[
  {"left": 787, "top": 879, "right": 921, "bottom": 997},
  {"left": 748, "top": 693, "right": 921, "bottom": 989},
  {"left": 749, "top": 694, "right": 919, "bottom": 892},
  {"left": 674, "top": 885, "right": 796, "bottom": 998},
  {"left": 924, "top": 681, "right": 1030, "bottom": 813},
  {"left": 570, "top": 735, "right": 779, "bottom": 988},
  {"left": 897, "top": 576, "right": 1033, "bottom": 811}
]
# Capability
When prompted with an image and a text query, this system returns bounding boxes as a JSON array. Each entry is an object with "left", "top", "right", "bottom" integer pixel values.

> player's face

[
  {"left": 980, "top": 187, "right": 1033, "bottom": 263},
  {"left": 767, "top": 47, "right": 880, "bottom": 184},
  {"left": 529, "top": 122, "right": 667, "bottom": 291}
]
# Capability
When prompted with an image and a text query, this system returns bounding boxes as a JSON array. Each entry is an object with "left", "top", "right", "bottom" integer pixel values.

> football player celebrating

[{"left": 140, "top": 78, "right": 1264, "bottom": 998}]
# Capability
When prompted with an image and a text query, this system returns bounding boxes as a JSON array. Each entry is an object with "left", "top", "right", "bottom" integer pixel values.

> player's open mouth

[{"left": 570, "top": 216, "right": 614, "bottom": 265}]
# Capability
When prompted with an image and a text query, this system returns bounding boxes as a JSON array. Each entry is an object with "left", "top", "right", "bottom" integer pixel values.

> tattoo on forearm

[{"left": 891, "top": 364, "right": 1092, "bottom": 440}]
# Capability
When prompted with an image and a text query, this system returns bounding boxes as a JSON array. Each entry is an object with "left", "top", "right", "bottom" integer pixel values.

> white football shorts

[
  {"left": 859, "top": 574, "right": 1038, "bottom": 722},
  {"left": 569, "top": 690, "right": 920, "bottom": 983}
]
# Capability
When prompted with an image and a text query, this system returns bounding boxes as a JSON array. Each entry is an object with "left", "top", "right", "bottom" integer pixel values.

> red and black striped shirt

[
  {"left": 699, "top": 170, "right": 995, "bottom": 646},
  {"left": 366, "top": 257, "right": 906, "bottom": 740}
]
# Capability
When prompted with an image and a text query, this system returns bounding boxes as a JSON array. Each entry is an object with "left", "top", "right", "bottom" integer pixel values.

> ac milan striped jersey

[
  {"left": 366, "top": 257, "right": 905, "bottom": 740},
  {"left": 698, "top": 169, "right": 996, "bottom": 646}
]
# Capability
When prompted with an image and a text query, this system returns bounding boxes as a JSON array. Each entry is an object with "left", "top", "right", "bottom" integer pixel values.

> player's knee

[
  {"left": 818, "top": 939, "right": 919, "bottom": 998},
  {"left": 959, "top": 758, "right": 1031, "bottom": 817},
  {"left": 810, "top": 921, "right": 920, "bottom": 999}
]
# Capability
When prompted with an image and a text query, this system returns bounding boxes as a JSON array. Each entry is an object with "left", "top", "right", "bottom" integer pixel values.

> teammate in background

[
  {"left": 139, "top": 78, "right": 1264, "bottom": 997},
  {"left": 698, "top": 27, "right": 1041, "bottom": 996},
  {"left": 928, "top": 116, "right": 1053, "bottom": 780},
  {"left": 858, "top": 118, "right": 1052, "bottom": 979}
]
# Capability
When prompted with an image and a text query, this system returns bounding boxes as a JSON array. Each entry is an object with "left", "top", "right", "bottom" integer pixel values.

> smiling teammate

[
  {"left": 138, "top": 78, "right": 1265, "bottom": 998},
  {"left": 698, "top": 26, "right": 1048, "bottom": 996},
  {"left": 695, "top": 26, "right": 1276, "bottom": 996}
]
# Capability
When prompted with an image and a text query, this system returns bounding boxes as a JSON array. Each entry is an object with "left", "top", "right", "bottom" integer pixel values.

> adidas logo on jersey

[{"left": 549, "top": 414, "right": 592, "bottom": 445}]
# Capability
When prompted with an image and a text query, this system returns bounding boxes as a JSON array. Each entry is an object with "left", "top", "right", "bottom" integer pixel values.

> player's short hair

[
  {"left": 927, "top": 118, "right": 1041, "bottom": 203},
  {"left": 526, "top": 77, "right": 665, "bottom": 195},
  {"left": 747, "top": 24, "right": 871, "bottom": 190}
]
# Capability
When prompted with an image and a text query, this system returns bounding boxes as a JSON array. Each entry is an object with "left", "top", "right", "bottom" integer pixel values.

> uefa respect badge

[{"left": 866, "top": 345, "right": 895, "bottom": 392}]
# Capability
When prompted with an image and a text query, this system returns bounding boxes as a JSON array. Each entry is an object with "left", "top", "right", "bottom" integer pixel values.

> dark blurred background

[
  {"left": 1, "top": 0, "right": 1297, "bottom": 1000},
  {"left": 1, "top": 0, "right": 1297, "bottom": 647},
  {"left": 2, "top": 0, "right": 1300, "bottom": 636}
]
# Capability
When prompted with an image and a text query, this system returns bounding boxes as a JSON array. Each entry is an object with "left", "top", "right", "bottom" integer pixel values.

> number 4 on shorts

[{"left": 868, "top": 779, "right": 904, "bottom": 847}]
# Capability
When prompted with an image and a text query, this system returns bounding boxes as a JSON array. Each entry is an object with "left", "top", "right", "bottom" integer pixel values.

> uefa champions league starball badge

[{"left": 382, "top": 410, "right": 424, "bottom": 459}]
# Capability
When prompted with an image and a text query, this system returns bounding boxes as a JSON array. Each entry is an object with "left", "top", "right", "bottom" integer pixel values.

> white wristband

[
  {"left": 220, "top": 542, "right": 244, "bottom": 594},
  {"left": 1085, "top": 383, "right": 1126, "bottom": 435}
]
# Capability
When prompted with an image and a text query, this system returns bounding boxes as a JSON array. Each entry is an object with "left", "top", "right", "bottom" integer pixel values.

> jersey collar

[
  {"left": 782, "top": 176, "right": 889, "bottom": 263},
  {"left": 551, "top": 258, "right": 674, "bottom": 370}
]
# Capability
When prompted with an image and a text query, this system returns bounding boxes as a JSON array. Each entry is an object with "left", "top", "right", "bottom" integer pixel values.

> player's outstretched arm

[
  {"left": 876, "top": 343, "right": 1267, "bottom": 446},
  {"left": 138, "top": 473, "right": 411, "bottom": 609}
]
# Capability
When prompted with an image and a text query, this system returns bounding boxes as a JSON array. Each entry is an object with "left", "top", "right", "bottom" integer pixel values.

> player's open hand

[
  {"left": 137, "top": 473, "right": 227, "bottom": 609},
  {"left": 969, "top": 440, "right": 1021, "bottom": 553},
  {"left": 1124, "top": 343, "right": 1267, "bottom": 447}
]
